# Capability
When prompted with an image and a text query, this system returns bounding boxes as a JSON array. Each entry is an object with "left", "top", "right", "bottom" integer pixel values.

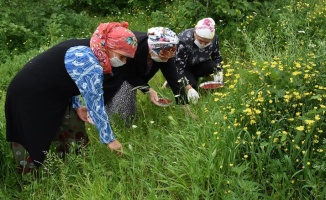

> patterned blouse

[
  {"left": 175, "top": 28, "right": 223, "bottom": 85},
  {"left": 64, "top": 46, "right": 115, "bottom": 144}
]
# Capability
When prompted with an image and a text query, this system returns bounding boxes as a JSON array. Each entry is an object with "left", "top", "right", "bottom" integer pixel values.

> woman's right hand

[
  {"left": 75, "top": 106, "right": 88, "bottom": 122},
  {"left": 148, "top": 88, "right": 161, "bottom": 106},
  {"left": 108, "top": 140, "right": 123, "bottom": 156}
]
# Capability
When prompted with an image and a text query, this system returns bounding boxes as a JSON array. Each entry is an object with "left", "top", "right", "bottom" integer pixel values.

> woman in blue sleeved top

[
  {"left": 5, "top": 22, "right": 137, "bottom": 173},
  {"left": 103, "top": 27, "right": 196, "bottom": 126},
  {"left": 171, "top": 17, "right": 223, "bottom": 103}
]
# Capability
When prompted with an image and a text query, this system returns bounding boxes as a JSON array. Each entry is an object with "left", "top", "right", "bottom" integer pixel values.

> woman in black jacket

[{"left": 103, "top": 27, "right": 194, "bottom": 126}]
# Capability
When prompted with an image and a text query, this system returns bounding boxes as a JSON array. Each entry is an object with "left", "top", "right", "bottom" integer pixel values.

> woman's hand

[
  {"left": 75, "top": 106, "right": 94, "bottom": 124},
  {"left": 75, "top": 106, "right": 88, "bottom": 122},
  {"left": 108, "top": 140, "right": 123, "bottom": 156},
  {"left": 148, "top": 88, "right": 161, "bottom": 106}
]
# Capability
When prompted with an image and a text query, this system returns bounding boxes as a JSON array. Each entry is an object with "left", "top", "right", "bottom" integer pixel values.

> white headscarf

[{"left": 195, "top": 18, "right": 215, "bottom": 39}]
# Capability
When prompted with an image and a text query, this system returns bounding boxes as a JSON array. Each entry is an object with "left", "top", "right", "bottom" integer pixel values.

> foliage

[{"left": 0, "top": 0, "right": 326, "bottom": 199}]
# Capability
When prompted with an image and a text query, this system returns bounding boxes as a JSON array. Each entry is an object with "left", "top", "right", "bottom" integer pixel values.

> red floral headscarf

[{"left": 90, "top": 22, "right": 137, "bottom": 74}]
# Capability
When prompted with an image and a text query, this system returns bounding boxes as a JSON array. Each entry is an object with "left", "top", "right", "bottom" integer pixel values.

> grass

[{"left": 1, "top": 0, "right": 326, "bottom": 199}]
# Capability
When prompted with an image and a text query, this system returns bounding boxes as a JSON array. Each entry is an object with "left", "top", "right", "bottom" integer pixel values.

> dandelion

[
  {"left": 315, "top": 115, "right": 320, "bottom": 120},
  {"left": 256, "top": 131, "right": 262, "bottom": 135},
  {"left": 229, "top": 163, "right": 234, "bottom": 167},
  {"left": 296, "top": 126, "right": 304, "bottom": 131},
  {"left": 244, "top": 155, "right": 248, "bottom": 159}
]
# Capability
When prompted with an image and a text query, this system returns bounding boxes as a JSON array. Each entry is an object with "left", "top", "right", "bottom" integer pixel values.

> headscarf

[
  {"left": 90, "top": 22, "right": 137, "bottom": 74},
  {"left": 147, "top": 27, "right": 179, "bottom": 55},
  {"left": 195, "top": 18, "right": 215, "bottom": 39}
]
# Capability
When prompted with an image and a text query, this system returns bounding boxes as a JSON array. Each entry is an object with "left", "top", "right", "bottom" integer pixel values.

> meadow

[{"left": 0, "top": 0, "right": 325, "bottom": 199}]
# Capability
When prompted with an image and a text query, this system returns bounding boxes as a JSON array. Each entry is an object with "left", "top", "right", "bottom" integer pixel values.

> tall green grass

[{"left": 1, "top": 0, "right": 325, "bottom": 199}]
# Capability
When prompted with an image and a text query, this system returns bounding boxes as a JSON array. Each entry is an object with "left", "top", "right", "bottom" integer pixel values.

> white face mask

[
  {"left": 109, "top": 54, "right": 126, "bottom": 67},
  {"left": 152, "top": 56, "right": 168, "bottom": 62},
  {"left": 194, "top": 39, "right": 211, "bottom": 49}
]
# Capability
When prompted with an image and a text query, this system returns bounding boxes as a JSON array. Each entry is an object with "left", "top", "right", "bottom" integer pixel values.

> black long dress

[
  {"left": 103, "top": 31, "right": 188, "bottom": 105},
  {"left": 5, "top": 39, "right": 90, "bottom": 165}
]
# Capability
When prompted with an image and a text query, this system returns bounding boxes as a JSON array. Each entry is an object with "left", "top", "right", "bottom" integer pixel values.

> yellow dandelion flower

[
  {"left": 256, "top": 131, "right": 262, "bottom": 135},
  {"left": 244, "top": 155, "right": 248, "bottom": 159},
  {"left": 229, "top": 163, "right": 234, "bottom": 167},
  {"left": 214, "top": 131, "right": 218, "bottom": 135}
]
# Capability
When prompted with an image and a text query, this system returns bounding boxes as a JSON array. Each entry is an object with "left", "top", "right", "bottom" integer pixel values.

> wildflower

[
  {"left": 292, "top": 71, "right": 302, "bottom": 76},
  {"left": 244, "top": 155, "right": 248, "bottom": 159},
  {"left": 214, "top": 131, "right": 218, "bottom": 135},
  {"left": 132, "top": 125, "right": 137, "bottom": 128},
  {"left": 202, "top": 143, "right": 206, "bottom": 147},
  {"left": 229, "top": 163, "right": 234, "bottom": 167},
  {"left": 315, "top": 115, "right": 320, "bottom": 120},
  {"left": 150, "top": 121, "right": 154, "bottom": 124},
  {"left": 296, "top": 126, "right": 304, "bottom": 131},
  {"left": 304, "top": 120, "right": 315, "bottom": 125},
  {"left": 307, "top": 162, "right": 311, "bottom": 165},
  {"left": 288, "top": 118, "right": 294, "bottom": 121}
]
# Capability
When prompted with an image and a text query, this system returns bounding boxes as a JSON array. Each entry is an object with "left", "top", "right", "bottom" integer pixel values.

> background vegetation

[{"left": 0, "top": 0, "right": 325, "bottom": 199}]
